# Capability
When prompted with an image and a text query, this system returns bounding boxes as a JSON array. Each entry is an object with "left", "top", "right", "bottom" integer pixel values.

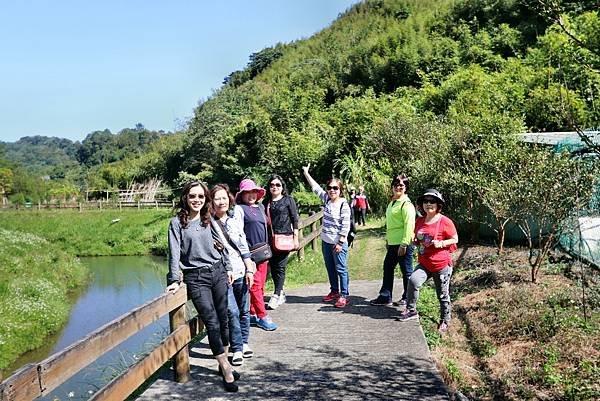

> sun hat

[
  {"left": 416, "top": 188, "right": 445, "bottom": 205},
  {"left": 235, "top": 179, "right": 266, "bottom": 203}
]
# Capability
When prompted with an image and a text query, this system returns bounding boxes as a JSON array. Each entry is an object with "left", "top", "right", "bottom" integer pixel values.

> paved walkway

[{"left": 137, "top": 280, "right": 448, "bottom": 401}]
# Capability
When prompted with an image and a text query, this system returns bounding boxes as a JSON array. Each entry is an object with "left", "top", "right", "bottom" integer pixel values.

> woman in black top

[{"left": 263, "top": 174, "right": 300, "bottom": 310}]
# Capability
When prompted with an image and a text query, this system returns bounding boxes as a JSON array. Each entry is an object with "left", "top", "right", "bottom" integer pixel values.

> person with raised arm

[{"left": 302, "top": 164, "right": 352, "bottom": 308}]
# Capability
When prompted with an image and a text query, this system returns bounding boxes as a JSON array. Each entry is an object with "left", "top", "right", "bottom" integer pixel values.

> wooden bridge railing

[{"left": 0, "top": 209, "right": 323, "bottom": 401}]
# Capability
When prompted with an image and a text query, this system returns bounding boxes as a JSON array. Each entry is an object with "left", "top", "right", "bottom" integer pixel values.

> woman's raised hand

[{"left": 302, "top": 163, "right": 311, "bottom": 174}]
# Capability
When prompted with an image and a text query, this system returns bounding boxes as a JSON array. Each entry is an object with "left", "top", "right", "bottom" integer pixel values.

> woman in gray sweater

[{"left": 166, "top": 181, "right": 239, "bottom": 392}]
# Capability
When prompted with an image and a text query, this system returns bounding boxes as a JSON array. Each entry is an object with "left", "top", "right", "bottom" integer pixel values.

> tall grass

[{"left": 0, "top": 228, "right": 88, "bottom": 370}]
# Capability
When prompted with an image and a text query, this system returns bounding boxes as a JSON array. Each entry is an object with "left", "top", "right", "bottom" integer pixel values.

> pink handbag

[
  {"left": 267, "top": 202, "right": 295, "bottom": 252},
  {"left": 273, "top": 233, "right": 295, "bottom": 252}
]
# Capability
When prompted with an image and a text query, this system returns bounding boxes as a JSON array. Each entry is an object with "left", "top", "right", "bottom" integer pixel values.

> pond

[{"left": 2, "top": 255, "right": 170, "bottom": 400}]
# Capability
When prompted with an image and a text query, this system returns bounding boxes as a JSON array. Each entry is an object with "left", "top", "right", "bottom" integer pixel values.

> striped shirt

[{"left": 312, "top": 185, "right": 351, "bottom": 245}]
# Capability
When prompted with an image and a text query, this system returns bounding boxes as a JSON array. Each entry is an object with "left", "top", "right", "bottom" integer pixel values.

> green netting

[
  {"left": 553, "top": 136, "right": 588, "bottom": 153},
  {"left": 554, "top": 136, "right": 600, "bottom": 266}
]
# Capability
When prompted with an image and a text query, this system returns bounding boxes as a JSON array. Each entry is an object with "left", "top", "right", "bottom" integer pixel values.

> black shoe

[
  {"left": 222, "top": 376, "right": 239, "bottom": 392},
  {"left": 369, "top": 297, "right": 393, "bottom": 306},
  {"left": 218, "top": 365, "right": 240, "bottom": 381}
]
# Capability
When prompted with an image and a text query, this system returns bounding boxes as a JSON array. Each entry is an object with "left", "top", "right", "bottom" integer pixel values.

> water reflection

[{"left": 3, "top": 255, "right": 169, "bottom": 400}]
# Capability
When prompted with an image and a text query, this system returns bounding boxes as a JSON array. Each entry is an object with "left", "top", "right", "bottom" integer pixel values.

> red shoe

[
  {"left": 322, "top": 292, "right": 340, "bottom": 302},
  {"left": 334, "top": 296, "right": 349, "bottom": 308}
]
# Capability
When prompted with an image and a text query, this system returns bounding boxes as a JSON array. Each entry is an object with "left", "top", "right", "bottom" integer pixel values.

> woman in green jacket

[{"left": 370, "top": 174, "right": 415, "bottom": 307}]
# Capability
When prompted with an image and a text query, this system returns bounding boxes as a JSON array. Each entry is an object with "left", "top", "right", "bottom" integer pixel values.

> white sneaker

[
  {"left": 231, "top": 351, "right": 243, "bottom": 366},
  {"left": 242, "top": 343, "right": 253, "bottom": 358},
  {"left": 278, "top": 292, "right": 286, "bottom": 306},
  {"left": 267, "top": 294, "right": 280, "bottom": 310}
]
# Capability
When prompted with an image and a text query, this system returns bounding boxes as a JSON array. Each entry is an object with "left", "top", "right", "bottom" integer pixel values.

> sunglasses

[
  {"left": 188, "top": 193, "right": 205, "bottom": 200},
  {"left": 393, "top": 183, "right": 405, "bottom": 188},
  {"left": 326, "top": 186, "right": 340, "bottom": 191},
  {"left": 270, "top": 182, "right": 282, "bottom": 187},
  {"left": 422, "top": 199, "right": 437, "bottom": 204}
]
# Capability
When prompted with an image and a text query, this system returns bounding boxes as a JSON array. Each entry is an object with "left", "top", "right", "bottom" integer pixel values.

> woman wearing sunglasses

[
  {"left": 166, "top": 181, "right": 239, "bottom": 392},
  {"left": 370, "top": 174, "right": 415, "bottom": 307},
  {"left": 234, "top": 179, "right": 278, "bottom": 331},
  {"left": 399, "top": 189, "right": 458, "bottom": 335},
  {"left": 302, "top": 164, "right": 352, "bottom": 308},
  {"left": 263, "top": 174, "right": 300, "bottom": 310}
]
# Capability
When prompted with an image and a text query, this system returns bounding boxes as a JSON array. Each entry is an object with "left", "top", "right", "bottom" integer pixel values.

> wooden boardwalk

[{"left": 137, "top": 280, "right": 449, "bottom": 401}]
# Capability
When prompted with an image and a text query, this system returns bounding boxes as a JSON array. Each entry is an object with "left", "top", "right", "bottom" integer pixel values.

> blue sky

[{"left": 0, "top": 0, "right": 359, "bottom": 143}]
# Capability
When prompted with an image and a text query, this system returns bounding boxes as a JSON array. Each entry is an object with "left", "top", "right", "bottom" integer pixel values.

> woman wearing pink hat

[{"left": 233, "top": 179, "right": 278, "bottom": 331}]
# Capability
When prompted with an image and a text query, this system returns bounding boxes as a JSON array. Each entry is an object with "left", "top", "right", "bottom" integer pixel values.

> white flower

[{"left": 68, "top": 391, "right": 75, "bottom": 398}]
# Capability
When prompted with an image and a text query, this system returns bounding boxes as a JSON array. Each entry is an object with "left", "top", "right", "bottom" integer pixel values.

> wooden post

[
  {"left": 310, "top": 211, "right": 318, "bottom": 251},
  {"left": 298, "top": 226, "right": 305, "bottom": 261},
  {"left": 119, "top": 201, "right": 122, "bottom": 211},
  {"left": 169, "top": 303, "right": 190, "bottom": 383},
  {"left": 79, "top": 202, "right": 82, "bottom": 212},
  {"left": 155, "top": 200, "right": 158, "bottom": 210},
  {"left": 99, "top": 200, "right": 102, "bottom": 210},
  {"left": 137, "top": 200, "right": 141, "bottom": 210},
  {"left": 38, "top": 202, "right": 41, "bottom": 211}
]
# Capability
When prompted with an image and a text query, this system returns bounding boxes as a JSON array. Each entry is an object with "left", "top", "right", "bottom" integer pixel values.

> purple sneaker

[{"left": 398, "top": 309, "right": 419, "bottom": 321}]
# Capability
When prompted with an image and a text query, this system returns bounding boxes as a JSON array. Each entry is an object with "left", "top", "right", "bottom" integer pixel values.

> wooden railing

[
  {"left": 0, "top": 209, "right": 323, "bottom": 401},
  {"left": 0, "top": 200, "right": 175, "bottom": 211}
]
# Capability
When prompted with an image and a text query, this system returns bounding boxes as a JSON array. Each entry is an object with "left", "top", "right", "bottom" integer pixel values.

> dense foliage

[{"left": 2, "top": 0, "right": 598, "bottom": 239}]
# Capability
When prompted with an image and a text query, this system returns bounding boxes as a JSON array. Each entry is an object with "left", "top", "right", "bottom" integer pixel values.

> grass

[
  {"left": 0, "top": 209, "right": 172, "bottom": 256},
  {"left": 265, "top": 217, "right": 388, "bottom": 294},
  {"left": 433, "top": 246, "right": 600, "bottom": 400},
  {"left": 0, "top": 208, "right": 172, "bottom": 371},
  {"left": 0, "top": 228, "right": 89, "bottom": 370}
]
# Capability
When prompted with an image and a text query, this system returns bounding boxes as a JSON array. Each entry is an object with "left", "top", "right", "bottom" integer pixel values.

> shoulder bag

[
  {"left": 267, "top": 200, "right": 295, "bottom": 252},
  {"left": 249, "top": 204, "right": 273, "bottom": 263}
]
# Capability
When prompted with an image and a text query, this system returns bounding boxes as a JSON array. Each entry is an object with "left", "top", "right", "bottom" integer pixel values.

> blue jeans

[
  {"left": 321, "top": 241, "right": 349, "bottom": 297},
  {"left": 379, "top": 244, "right": 414, "bottom": 302},
  {"left": 227, "top": 277, "right": 250, "bottom": 352}
]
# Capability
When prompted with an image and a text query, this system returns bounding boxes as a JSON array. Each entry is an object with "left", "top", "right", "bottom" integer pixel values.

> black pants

[
  {"left": 269, "top": 251, "right": 289, "bottom": 294},
  {"left": 379, "top": 244, "right": 414, "bottom": 301},
  {"left": 183, "top": 263, "right": 229, "bottom": 355}
]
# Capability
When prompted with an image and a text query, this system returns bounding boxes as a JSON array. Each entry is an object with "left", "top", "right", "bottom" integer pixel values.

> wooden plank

[
  {"left": 37, "top": 287, "right": 188, "bottom": 396},
  {"left": 88, "top": 321, "right": 193, "bottom": 401},
  {"left": 298, "top": 210, "right": 323, "bottom": 229},
  {"left": 298, "top": 228, "right": 321, "bottom": 249},
  {"left": 169, "top": 304, "right": 190, "bottom": 383},
  {"left": 0, "top": 364, "right": 40, "bottom": 401}
]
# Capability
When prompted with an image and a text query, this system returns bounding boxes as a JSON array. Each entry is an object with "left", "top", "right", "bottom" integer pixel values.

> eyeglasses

[
  {"left": 393, "top": 183, "right": 405, "bottom": 188},
  {"left": 270, "top": 183, "right": 282, "bottom": 187},
  {"left": 422, "top": 199, "right": 437, "bottom": 204},
  {"left": 188, "top": 194, "right": 205, "bottom": 200},
  {"left": 326, "top": 186, "right": 340, "bottom": 191}
]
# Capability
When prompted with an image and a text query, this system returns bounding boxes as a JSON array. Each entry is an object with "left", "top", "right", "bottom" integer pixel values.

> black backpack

[{"left": 340, "top": 202, "right": 357, "bottom": 247}]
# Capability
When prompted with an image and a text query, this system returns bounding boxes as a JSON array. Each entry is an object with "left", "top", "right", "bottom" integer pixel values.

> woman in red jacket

[{"left": 398, "top": 189, "right": 458, "bottom": 335}]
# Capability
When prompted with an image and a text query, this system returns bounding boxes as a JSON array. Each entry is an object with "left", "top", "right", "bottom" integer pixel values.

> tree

[{"left": 516, "top": 147, "right": 596, "bottom": 282}]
